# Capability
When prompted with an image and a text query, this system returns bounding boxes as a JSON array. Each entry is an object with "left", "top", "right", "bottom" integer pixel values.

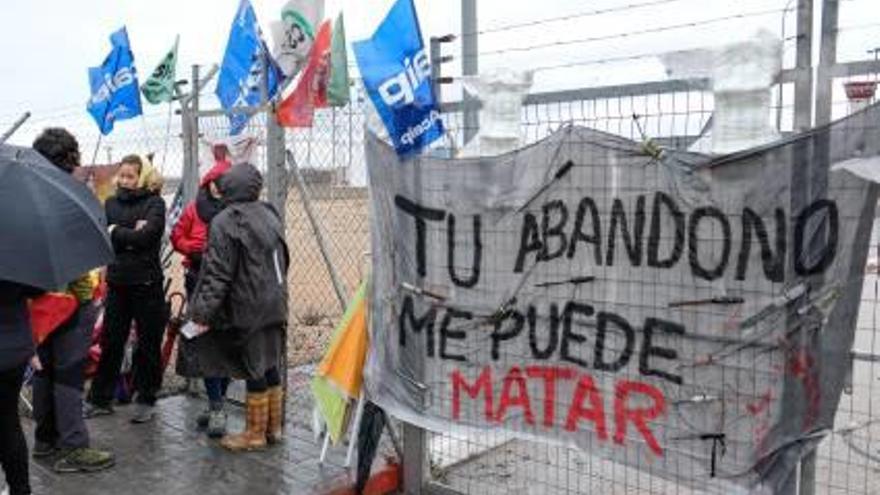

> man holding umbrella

[
  {"left": 27, "top": 128, "right": 114, "bottom": 473},
  {"left": 0, "top": 280, "right": 42, "bottom": 495},
  {"left": 0, "top": 139, "right": 114, "bottom": 493}
]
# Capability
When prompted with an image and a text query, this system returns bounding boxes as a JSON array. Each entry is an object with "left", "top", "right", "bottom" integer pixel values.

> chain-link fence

[
  {"left": 268, "top": 2, "right": 880, "bottom": 494},
  {"left": 429, "top": 80, "right": 721, "bottom": 495},
  {"left": 4, "top": 0, "right": 879, "bottom": 493},
  {"left": 282, "top": 106, "right": 371, "bottom": 365},
  {"left": 420, "top": 46, "right": 880, "bottom": 495},
  {"left": 205, "top": 23, "right": 879, "bottom": 495}
]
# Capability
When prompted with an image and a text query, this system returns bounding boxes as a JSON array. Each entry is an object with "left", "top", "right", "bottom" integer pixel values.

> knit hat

[{"left": 200, "top": 159, "right": 232, "bottom": 188}]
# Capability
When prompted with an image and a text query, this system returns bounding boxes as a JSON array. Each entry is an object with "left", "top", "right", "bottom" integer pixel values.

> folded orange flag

[{"left": 29, "top": 293, "right": 78, "bottom": 346}]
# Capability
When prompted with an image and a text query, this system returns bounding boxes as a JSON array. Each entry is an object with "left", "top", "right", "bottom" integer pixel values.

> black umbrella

[{"left": 0, "top": 144, "right": 113, "bottom": 290}]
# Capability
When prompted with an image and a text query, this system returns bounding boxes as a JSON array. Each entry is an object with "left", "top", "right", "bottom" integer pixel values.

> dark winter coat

[
  {"left": 0, "top": 281, "right": 43, "bottom": 371},
  {"left": 105, "top": 189, "right": 166, "bottom": 286},
  {"left": 188, "top": 163, "right": 289, "bottom": 380}
]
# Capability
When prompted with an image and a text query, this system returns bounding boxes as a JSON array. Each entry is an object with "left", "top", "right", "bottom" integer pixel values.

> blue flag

[
  {"left": 353, "top": 0, "right": 444, "bottom": 158},
  {"left": 216, "top": 0, "right": 282, "bottom": 135},
  {"left": 87, "top": 27, "right": 143, "bottom": 135}
]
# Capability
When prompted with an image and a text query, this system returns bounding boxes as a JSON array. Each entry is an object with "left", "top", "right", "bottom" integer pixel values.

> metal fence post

[
  {"left": 431, "top": 37, "right": 443, "bottom": 105},
  {"left": 401, "top": 166, "right": 430, "bottom": 495},
  {"left": 815, "top": 0, "right": 839, "bottom": 127},
  {"left": 260, "top": 44, "right": 289, "bottom": 223},
  {"left": 798, "top": 2, "right": 839, "bottom": 494},
  {"left": 781, "top": 8, "right": 815, "bottom": 492},
  {"left": 793, "top": 0, "right": 814, "bottom": 133},
  {"left": 182, "top": 65, "right": 200, "bottom": 204},
  {"left": 180, "top": 86, "right": 193, "bottom": 202},
  {"left": 266, "top": 107, "right": 288, "bottom": 223},
  {"left": 403, "top": 423, "right": 427, "bottom": 494},
  {"left": 256, "top": 46, "right": 295, "bottom": 439},
  {"left": 461, "top": 0, "right": 479, "bottom": 146}
]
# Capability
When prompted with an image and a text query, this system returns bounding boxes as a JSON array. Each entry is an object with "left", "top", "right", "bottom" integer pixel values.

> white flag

[{"left": 270, "top": 0, "right": 325, "bottom": 78}]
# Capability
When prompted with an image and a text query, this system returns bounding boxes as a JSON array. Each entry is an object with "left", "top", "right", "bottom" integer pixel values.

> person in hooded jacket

[
  {"left": 188, "top": 163, "right": 289, "bottom": 452},
  {"left": 0, "top": 281, "right": 42, "bottom": 495},
  {"left": 170, "top": 157, "right": 231, "bottom": 438},
  {"left": 84, "top": 155, "right": 167, "bottom": 424}
]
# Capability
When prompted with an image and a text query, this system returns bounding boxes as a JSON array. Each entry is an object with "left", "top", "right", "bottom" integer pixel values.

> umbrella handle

[
  {"left": 160, "top": 291, "right": 187, "bottom": 372},
  {"left": 168, "top": 291, "right": 186, "bottom": 320}
]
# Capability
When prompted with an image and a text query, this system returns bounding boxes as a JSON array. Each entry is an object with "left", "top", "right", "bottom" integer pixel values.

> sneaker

[
  {"left": 130, "top": 403, "right": 156, "bottom": 424},
  {"left": 82, "top": 402, "right": 114, "bottom": 419},
  {"left": 32, "top": 440, "right": 57, "bottom": 458},
  {"left": 196, "top": 409, "right": 210, "bottom": 429},
  {"left": 53, "top": 447, "right": 115, "bottom": 473},
  {"left": 207, "top": 409, "right": 227, "bottom": 439}
]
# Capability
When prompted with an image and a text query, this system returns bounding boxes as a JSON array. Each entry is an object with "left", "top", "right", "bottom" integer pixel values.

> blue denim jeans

[{"left": 204, "top": 377, "right": 229, "bottom": 407}]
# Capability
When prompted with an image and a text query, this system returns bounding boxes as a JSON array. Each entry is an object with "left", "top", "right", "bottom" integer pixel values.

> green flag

[
  {"left": 311, "top": 376, "right": 349, "bottom": 444},
  {"left": 310, "top": 280, "right": 368, "bottom": 444},
  {"left": 327, "top": 13, "right": 350, "bottom": 107},
  {"left": 141, "top": 36, "right": 179, "bottom": 105}
]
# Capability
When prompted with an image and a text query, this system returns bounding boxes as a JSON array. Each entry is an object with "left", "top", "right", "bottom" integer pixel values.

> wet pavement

[{"left": 22, "top": 374, "right": 357, "bottom": 495}]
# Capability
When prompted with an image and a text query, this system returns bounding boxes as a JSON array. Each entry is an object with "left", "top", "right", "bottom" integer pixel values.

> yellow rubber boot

[
  {"left": 221, "top": 392, "right": 269, "bottom": 452},
  {"left": 266, "top": 386, "right": 284, "bottom": 444}
]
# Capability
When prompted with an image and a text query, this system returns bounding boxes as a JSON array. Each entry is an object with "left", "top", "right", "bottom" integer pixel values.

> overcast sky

[{"left": 0, "top": 0, "right": 876, "bottom": 151}]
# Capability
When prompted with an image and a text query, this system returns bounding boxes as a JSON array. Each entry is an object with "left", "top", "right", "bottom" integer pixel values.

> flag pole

[
  {"left": 160, "top": 101, "right": 173, "bottom": 171},
  {"left": 90, "top": 135, "right": 103, "bottom": 165},
  {"left": 0, "top": 112, "right": 31, "bottom": 144},
  {"left": 140, "top": 114, "right": 151, "bottom": 156}
]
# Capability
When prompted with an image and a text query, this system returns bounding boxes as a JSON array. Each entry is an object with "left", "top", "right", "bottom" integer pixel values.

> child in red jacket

[
  {"left": 170, "top": 152, "right": 231, "bottom": 438},
  {"left": 171, "top": 159, "right": 230, "bottom": 289}
]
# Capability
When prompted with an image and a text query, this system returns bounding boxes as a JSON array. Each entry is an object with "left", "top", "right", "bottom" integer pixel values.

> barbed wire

[
  {"left": 1, "top": 102, "right": 179, "bottom": 127},
  {"left": 472, "top": 7, "right": 789, "bottom": 60},
  {"left": 449, "top": 32, "right": 811, "bottom": 76},
  {"left": 837, "top": 22, "right": 880, "bottom": 33},
  {"left": 471, "top": 0, "right": 692, "bottom": 37},
  {"left": 436, "top": 49, "right": 673, "bottom": 76},
  {"left": 1, "top": 1, "right": 872, "bottom": 127}
]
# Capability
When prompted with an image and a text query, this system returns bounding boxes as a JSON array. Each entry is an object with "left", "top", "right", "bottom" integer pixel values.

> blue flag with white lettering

[
  {"left": 353, "top": 0, "right": 444, "bottom": 158},
  {"left": 87, "top": 27, "right": 143, "bottom": 135},
  {"left": 216, "top": 0, "right": 282, "bottom": 135}
]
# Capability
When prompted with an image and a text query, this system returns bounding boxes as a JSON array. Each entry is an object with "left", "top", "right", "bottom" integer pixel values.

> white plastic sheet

[{"left": 459, "top": 68, "right": 534, "bottom": 157}]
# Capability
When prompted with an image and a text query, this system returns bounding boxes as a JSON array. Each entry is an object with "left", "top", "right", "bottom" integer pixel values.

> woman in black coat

[
  {"left": 189, "top": 163, "right": 289, "bottom": 451},
  {"left": 0, "top": 280, "right": 42, "bottom": 495},
  {"left": 85, "top": 155, "right": 167, "bottom": 424}
]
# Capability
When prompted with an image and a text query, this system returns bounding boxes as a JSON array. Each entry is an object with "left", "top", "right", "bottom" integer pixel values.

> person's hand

[
  {"left": 135, "top": 220, "right": 147, "bottom": 231},
  {"left": 194, "top": 323, "right": 209, "bottom": 337},
  {"left": 30, "top": 354, "right": 42, "bottom": 372}
]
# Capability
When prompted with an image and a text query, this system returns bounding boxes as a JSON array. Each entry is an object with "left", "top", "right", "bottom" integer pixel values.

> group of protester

[{"left": 0, "top": 128, "right": 291, "bottom": 495}]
